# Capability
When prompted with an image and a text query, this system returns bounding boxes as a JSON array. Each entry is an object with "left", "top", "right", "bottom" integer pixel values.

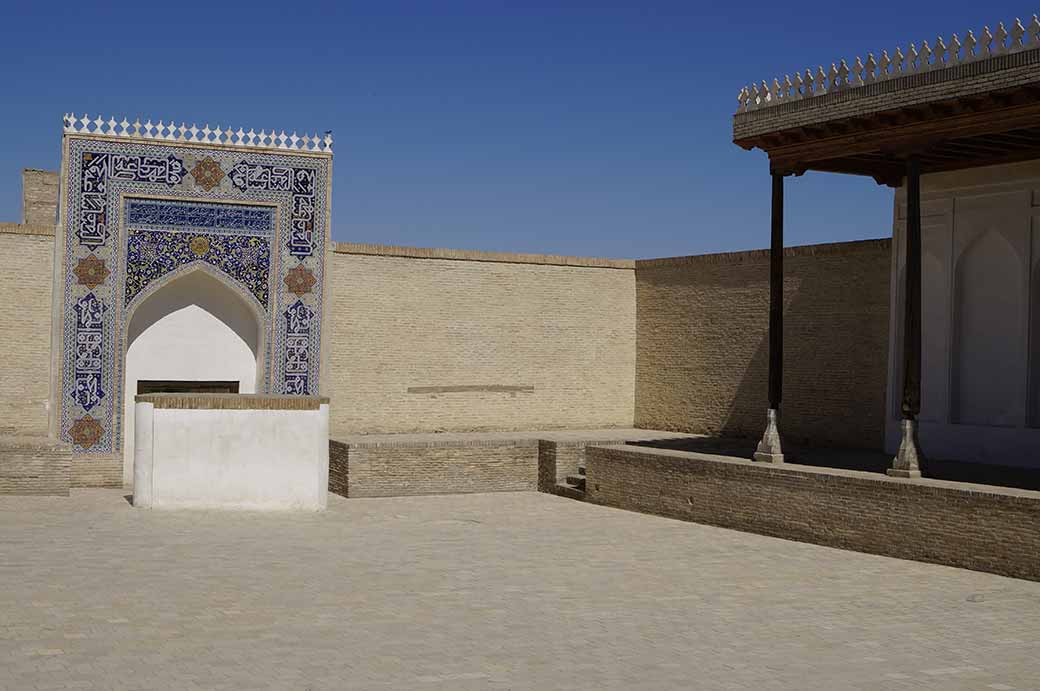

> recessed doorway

[{"left": 137, "top": 380, "right": 241, "bottom": 395}]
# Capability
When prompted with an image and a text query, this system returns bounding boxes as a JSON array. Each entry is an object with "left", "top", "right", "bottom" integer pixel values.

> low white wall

[{"left": 134, "top": 400, "right": 329, "bottom": 511}]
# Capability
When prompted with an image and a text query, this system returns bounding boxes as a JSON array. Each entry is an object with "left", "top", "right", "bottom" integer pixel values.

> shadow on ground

[{"left": 628, "top": 437, "right": 1040, "bottom": 492}]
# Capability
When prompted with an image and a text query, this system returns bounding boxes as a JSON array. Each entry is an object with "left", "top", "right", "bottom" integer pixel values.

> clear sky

[{"left": 1, "top": 2, "right": 1036, "bottom": 258}]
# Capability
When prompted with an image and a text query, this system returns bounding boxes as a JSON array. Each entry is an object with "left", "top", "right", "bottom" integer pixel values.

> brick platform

[
  {"left": 330, "top": 429, "right": 696, "bottom": 498},
  {"left": 585, "top": 444, "right": 1040, "bottom": 581}
]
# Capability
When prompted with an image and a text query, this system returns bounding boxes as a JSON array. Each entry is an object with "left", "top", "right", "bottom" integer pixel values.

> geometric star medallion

[
  {"left": 73, "top": 254, "right": 110, "bottom": 289},
  {"left": 284, "top": 264, "right": 316, "bottom": 297},
  {"left": 191, "top": 156, "right": 225, "bottom": 191},
  {"left": 69, "top": 415, "right": 104, "bottom": 449}
]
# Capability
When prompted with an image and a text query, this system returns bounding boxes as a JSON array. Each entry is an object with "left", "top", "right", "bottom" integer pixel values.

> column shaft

[{"left": 768, "top": 172, "right": 784, "bottom": 410}]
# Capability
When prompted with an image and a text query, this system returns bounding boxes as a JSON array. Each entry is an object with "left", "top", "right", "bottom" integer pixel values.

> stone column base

[
  {"left": 753, "top": 408, "right": 784, "bottom": 464},
  {"left": 887, "top": 418, "right": 922, "bottom": 478}
]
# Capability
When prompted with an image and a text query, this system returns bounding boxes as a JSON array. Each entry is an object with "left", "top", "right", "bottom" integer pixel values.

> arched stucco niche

[
  {"left": 951, "top": 229, "right": 1023, "bottom": 427},
  {"left": 121, "top": 266, "right": 265, "bottom": 486}
]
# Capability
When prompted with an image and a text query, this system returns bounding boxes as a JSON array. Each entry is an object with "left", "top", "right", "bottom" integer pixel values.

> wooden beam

[{"left": 766, "top": 100, "right": 1040, "bottom": 170}]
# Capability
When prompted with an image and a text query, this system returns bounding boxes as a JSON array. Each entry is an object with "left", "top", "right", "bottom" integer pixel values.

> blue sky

[{"left": 1, "top": 2, "right": 1035, "bottom": 258}]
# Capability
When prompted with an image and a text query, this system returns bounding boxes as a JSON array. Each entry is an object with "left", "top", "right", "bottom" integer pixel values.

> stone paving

[{"left": 1, "top": 490, "right": 1039, "bottom": 690}]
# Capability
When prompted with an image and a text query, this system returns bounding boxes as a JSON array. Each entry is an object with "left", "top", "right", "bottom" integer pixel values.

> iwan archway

[
  {"left": 121, "top": 267, "right": 265, "bottom": 486},
  {"left": 52, "top": 117, "right": 333, "bottom": 484}
]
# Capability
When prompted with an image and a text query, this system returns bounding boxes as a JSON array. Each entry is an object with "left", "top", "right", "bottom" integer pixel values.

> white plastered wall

[
  {"left": 122, "top": 269, "right": 262, "bottom": 486},
  {"left": 133, "top": 403, "right": 329, "bottom": 511},
  {"left": 887, "top": 160, "right": 1040, "bottom": 466}
]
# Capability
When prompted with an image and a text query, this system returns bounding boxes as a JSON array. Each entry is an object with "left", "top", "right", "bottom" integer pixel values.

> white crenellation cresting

[
  {"left": 62, "top": 113, "right": 333, "bottom": 154},
  {"left": 737, "top": 15, "right": 1040, "bottom": 112}
]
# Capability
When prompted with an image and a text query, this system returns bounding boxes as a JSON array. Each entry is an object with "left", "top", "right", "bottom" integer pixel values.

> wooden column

[
  {"left": 900, "top": 157, "right": 922, "bottom": 421},
  {"left": 754, "top": 171, "right": 785, "bottom": 463},
  {"left": 889, "top": 156, "right": 923, "bottom": 477},
  {"left": 768, "top": 172, "right": 784, "bottom": 411}
]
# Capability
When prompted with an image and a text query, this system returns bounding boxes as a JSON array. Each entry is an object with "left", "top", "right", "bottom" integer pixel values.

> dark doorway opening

[{"left": 137, "top": 380, "right": 241, "bottom": 395}]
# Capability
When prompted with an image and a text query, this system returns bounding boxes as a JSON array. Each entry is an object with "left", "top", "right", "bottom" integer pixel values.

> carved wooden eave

[{"left": 732, "top": 16, "right": 1040, "bottom": 186}]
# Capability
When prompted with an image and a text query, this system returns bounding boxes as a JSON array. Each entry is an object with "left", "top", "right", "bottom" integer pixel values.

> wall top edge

[
  {"left": 135, "top": 393, "right": 329, "bottom": 410},
  {"left": 0, "top": 222, "right": 56, "bottom": 237},
  {"left": 63, "top": 113, "right": 333, "bottom": 156},
  {"left": 331, "top": 241, "right": 636, "bottom": 269},
  {"left": 635, "top": 238, "right": 892, "bottom": 269},
  {"left": 591, "top": 444, "right": 1040, "bottom": 502}
]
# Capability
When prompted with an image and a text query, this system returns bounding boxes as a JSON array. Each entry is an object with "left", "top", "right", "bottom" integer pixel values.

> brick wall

[
  {"left": 329, "top": 439, "right": 539, "bottom": 497},
  {"left": 0, "top": 438, "right": 70, "bottom": 496},
  {"left": 329, "top": 440, "right": 349, "bottom": 496},
  {"left": 0, "top": 229, "right": 55, "bottom": 436},
  {"left": 21, "top": 169, "right": 59, "bottom": 227},
  {"left": 585, "top": 444, "right": 1040, "bottom": 581},
  {"left": 325, "top": 245, "right": 636, "bottom": 436},
  {"left": 635, "top": 239, "right": 891, "bottom": 449},
  {"left": 71, "top": 456, "right": 122, "bottom": 488}
]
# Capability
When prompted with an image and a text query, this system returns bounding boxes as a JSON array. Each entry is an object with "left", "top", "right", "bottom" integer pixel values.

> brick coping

[
  {"left": 331, "top": 241, "right": 635, "bottom": 269},
  {"left": 0, "top": 223, "right": 55, "bottom": 237},
  {"left": 592, "top": 443, "right": 1040, "bottom": 503},
  {"left": 135, "top": 393, "right": 329, "bottom": 410},
  {"left": 636, "top": 238, "right": 891, "bottom": 269}
]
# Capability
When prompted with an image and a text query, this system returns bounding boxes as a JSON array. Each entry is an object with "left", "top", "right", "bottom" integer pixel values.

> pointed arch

[
  {"left": 121, "top": 266, "right": 267, "bottom": 486},
  {"left": 952, "top": 229, "right": 1023, "bottom": 426}
]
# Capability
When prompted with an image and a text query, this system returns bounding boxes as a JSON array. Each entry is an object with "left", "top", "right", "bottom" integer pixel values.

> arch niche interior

[{"left": 121, "top": 267, "right": 265, "bottom": 486}]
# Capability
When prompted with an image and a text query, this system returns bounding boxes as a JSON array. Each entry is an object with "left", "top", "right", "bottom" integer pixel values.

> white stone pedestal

[
  {"left": 134, "top": 394, "right": 329, "bottom": 510},
  {"left": 753, "top": 408, "right": 784, "bottom": 464},
  {"left": 887, "top": 418, "right": 923, "bottom": 478}
]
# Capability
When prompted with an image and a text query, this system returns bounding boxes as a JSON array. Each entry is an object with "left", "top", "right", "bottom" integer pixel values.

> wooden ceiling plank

[{"left": 763, "top": 101, "right": 1040, "bottom": 168}]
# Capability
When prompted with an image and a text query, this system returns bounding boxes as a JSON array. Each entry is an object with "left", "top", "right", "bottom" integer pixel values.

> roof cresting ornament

[
  {"left": 736, "top": 15, "right": 1040, "bottom": 112},
  {"left": 62, "top": 114, "right": 333, "bottom": 154}
]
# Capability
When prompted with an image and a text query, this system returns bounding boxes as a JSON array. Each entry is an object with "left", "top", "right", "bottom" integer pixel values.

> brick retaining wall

[
  {"left": 585, "top": 444, "right": 1040, "bottom": 581},
  {"left": 329, "top": 438, "right": 539, "bottom": 497}
]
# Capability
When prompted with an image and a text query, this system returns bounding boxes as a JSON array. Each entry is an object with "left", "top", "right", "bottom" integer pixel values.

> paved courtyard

[{"left": 1, "top": 490, "right": 1039, "bottom": 690}]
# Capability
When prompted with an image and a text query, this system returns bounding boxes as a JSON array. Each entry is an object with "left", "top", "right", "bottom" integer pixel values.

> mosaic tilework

[
  {"left": 125, "top": 198, "right": 274, "bottom": 235},
  {"left": 228, "top": 162, "right": 316, "bottom": 258},
  {"left": 284, "top": 300, "right": 315, "bottom": 396},
  {"left": 59, "top": 135, "right": 331, "bottom": 454},
  {"left": 124, "top": 228, "right": 271, "bottom": 308}
]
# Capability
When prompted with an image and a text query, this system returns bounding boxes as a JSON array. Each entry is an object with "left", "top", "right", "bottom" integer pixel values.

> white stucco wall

[
  {"left": 134, "top": 402, "right": 329, "bottom": 511},
  {"left": 887, "top": 160, "right": 1040, "bottom": 466},
  {"left": 122, "top": 270, "right": 262, "bottom": 486}
]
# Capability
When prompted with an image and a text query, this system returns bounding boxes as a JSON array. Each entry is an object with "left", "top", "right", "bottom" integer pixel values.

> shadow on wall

[{"left": 634, "top": 240, "right": 891, "bottom": 450}]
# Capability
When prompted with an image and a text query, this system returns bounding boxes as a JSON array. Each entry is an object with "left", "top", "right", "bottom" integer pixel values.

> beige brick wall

[
  {"left": 0, "top": 231, "right": 55, "bottom": 436},
  {"left": 21, "top": 169, "right": 59, "bottom": 227},
  {"left": 635, "top": 239, "right": 891, "bottom": 449},
  {"left": 0, "top": 439, "right": 70, "bottom": 496},
  {"left": 325, "top": 246, "right": 636, "bottom": 435},
  {"left": 329, "top": 440, "right": 539, "bottom": 497},
  {"left": 586, "top": 444, "right": 1040, "bottom": 582}
]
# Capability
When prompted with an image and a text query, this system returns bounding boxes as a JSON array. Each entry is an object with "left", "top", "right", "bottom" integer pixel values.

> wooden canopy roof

[{"left": 732, "top": 18, "right": 1040, "bottom": 186}]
